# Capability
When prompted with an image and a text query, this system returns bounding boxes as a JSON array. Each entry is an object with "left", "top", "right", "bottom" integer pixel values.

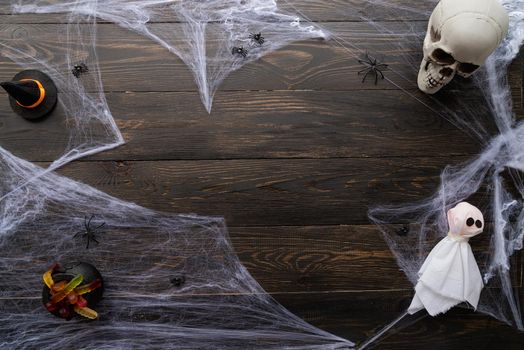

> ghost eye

[
  {"left": 466, "top": 218, "right": 475, "bottom": 226},
  {"left": 475, "top": 220, "right": 483, "bottom": 228}
]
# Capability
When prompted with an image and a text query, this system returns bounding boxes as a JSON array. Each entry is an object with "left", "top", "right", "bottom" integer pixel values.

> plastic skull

[
  {"left": 447, "top": 202, "right": 484, "bottom": 239},
  {"left": 418, "top": 0, "right": 509, "bottom": 94}
]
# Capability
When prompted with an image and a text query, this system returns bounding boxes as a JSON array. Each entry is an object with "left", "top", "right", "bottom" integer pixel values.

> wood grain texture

[
  {"left": 1, "top": 4, "right": 524, "bottom": 349},
  {"left": 1, "top": 90, "right": 491, "bottom": 162},
  {"left": 0, "top": 22, "right": 521, "bottom": 95},
  {"left": 0, "top": 1, "right": 432, "bottom": 22},
  {"left": 2, "top": 290, "right": 520, "bottom": 349},
  {"left": 228, "top": 225, "right": 522, "bottom": 293},
  {"left": 276, "top": 291, "right": 524, "bottom": 349},
  {"left": 51, "top": 157, "right": 452, "bottom": 226}
]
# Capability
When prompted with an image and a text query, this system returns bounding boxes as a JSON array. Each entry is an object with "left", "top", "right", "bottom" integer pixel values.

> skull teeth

[{"left": 425, "top": 73, "right": 443, "bottom": 88}]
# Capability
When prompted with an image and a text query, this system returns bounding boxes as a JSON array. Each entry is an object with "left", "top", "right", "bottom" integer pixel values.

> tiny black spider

[
  {"left": 72, "top": 63, "right": 89, "bottom": 78},
  {"left": 73, "top": 214, "right": 105, "bottom": 249},
  {"left": 396, "top": 226, "right": 410, "bottom": 236},
  {"left": 357, "top": 52, "right": 388, "bottom": 85},
  {"left": 249, "top": 32, "right": 265, "bottom": 46},
  {"left": 170, "top": 275, "right": 186, "bottom": 287},
  {"left": 232, "top": 46, "right": 248, "bottom": 58}
]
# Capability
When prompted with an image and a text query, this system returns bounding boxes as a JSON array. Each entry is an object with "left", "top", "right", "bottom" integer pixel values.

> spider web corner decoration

[{"left": 13, "top": 0, "right": 329, "bottom": 113}]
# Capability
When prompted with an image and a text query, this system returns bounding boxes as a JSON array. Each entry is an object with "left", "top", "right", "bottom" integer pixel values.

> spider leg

[
  {"left": 73, "top": 231, "right": 83, "bottom": 238},
  {"left": 95, "top": 222, "right": 105, "bottom": 230},
  {"left": 361, "top": 70, "right": 372, "bottom": 83},
  {"left": 374, "top": 70, "right": 379, "bottom": 85},
  {"left": 87, "top": 214, "right": 95, "bottom": 228},
  {"left": 377, "top": 69, "right": 385, "bottom": 80},
  {"left": 91, "top": 236, "right": 100, "bottom": 245},
  {"left": 86, "top": 238, "right": 90, "bottom": 250},
  {"left": 358, "top": 67, "right": 372, "bottom": 74}
]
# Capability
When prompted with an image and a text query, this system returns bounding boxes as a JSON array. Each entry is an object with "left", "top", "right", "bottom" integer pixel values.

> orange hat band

[{"left": 16, "top": 79, "right": 46, "bottom": 109}]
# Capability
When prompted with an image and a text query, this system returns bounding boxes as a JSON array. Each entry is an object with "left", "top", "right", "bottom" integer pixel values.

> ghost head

[
  {"left": 447, "top": 202, "right": 484, "bottom": 238},
  {"left": 418, "top": 0, "right": 509, "bottom": 94}
]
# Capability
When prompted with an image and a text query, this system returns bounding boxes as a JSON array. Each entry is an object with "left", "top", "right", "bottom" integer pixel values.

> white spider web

[{"left": 12, "top": 0, "right": 328, "bottom": 113}]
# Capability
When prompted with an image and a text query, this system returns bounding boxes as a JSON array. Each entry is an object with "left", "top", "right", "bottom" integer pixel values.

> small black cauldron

[{"left": 42, "top": 261, "right": 104, "bottom": 319}]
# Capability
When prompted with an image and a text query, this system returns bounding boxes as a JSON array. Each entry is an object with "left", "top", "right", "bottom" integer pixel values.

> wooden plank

[
  {"left": 0, "top": 222, "right": 519, "bottom": 295},
  {"left": 49, "top": 157, "right": 465, "bottom": 227},
  {"left": 275, "top": 290, "right": 524, "bottom": 349},
  {"left": 0, "top": 90, "right": 491, "bottom": 162},
  {"left": 1, "top": 290, "right": 522, "bottom": 348},
  {"left": 2, "top": 22, "right": 520, "bottom": 94},
  {"left": 0, "top": 1, "right": 433, "bottom": 22},
  {"left": 232, "top": 224, "right": 412, "bottom": 292},
  {"left": 229, "top": 224, "right": 521, "bottom": 293},
  {"left": 0, "top": 22, "right": 428, "bottom": 92}
]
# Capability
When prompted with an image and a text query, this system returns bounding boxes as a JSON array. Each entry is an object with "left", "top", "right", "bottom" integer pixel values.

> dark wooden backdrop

[{"left": 0, "top": 1, "right": 523, "bottom": 349}]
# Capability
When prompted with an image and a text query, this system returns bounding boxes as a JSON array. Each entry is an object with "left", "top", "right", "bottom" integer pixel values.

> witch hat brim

[{"left": 1, "top": 70, "right": 58, "bottom": 120}]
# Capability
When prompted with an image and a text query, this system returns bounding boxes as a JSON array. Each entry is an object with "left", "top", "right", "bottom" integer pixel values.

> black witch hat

[{"left": 0, "top": 70, "right": 58, "bottom": 120}]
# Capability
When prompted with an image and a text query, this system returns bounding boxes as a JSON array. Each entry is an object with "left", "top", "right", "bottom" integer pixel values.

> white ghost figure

[{"left": 408, "top": 202, "right": 485, "bottom": 316}]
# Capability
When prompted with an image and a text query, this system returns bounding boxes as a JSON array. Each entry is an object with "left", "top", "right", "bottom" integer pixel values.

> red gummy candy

[
  {"left": 76, "top": 295, "right": 88, "bottom": 308},
  {"left": 58, "top": 306, "right": 70, "bottom": 319}
]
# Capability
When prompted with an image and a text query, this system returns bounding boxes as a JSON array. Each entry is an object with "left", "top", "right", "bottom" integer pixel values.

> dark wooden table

[{"left": 1, "top": 1, "right": 523, "bottom": 349}]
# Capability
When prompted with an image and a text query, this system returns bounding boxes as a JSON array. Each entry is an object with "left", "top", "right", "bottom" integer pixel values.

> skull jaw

[{"left": 417, "top": 59, "right": 456, "bottom": 94}]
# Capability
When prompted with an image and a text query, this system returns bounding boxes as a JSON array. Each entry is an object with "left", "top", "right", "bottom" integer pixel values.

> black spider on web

[
  {"left": 357, "top": 52, "right": 388, "bottom": 85},
  {"left": 73, "top": 214, "right": 105, "bottom": 249},
  {"left": 231, "top": 46, "right": 248, "bottom": 58},
  {"left": 249, "top": 32, "right": 265, "bottom": 46},
  {"left": 72, "top": 63, "right": 89, "bottom": 78}
]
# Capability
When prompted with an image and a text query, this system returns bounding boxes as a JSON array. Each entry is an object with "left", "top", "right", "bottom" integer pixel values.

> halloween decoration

[
  {"left": 276, "top": 0, "right": 524, "bottom": 346},
  {"left": 357, "top": 53, "right": 388, "bottom": 85},
  {"left": 408, "top": 202, "right": 484, "bottom": 316},
  {"left": 0, "top": 8, "right": 123, "bottom": 172},
  {"left": 231, "top": 46, "right": 248, "bottom": 58},
  {"left": 170, "top": 275, "right": 186, "bottom": 287},
  {"left": 0, "top": 70, "right": 57, "bottom": 120},
  {"left": 73, "top": 215, "right": 105, "bottom": 249},
  {"left": 417, "top": 0, "right": 509, "bottom": 94},
  {"left": 71, "top": 63, "right": 89, "bottom": 78},
  {"left": 249, "top": 32, "right": 265, "bottom": 46},
  {"left": 14, "top": 0, "right": 327, "bottom": 113},
  {"left": 2, "top": 0, "right": 523, "bottom": 348},
  {"left": 42, "top": 262, "right": 103, "bottom": 320},
  {"left": 0, "top": 150, "right": 354, "bottom": 349}
]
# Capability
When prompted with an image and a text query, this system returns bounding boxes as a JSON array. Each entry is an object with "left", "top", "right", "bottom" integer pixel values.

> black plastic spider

[
  {"left": 357, "top": 52, "right": 388, "bottom": 85},
  {"left": 232, "top": 46, "right": 248, "bottom": 58},
  {"left": 249, "top": 32, "right": 265, "bottom": 46},
  {"left": 73, "top": 215, "right": 105, "bottom": 249},
  {"left": 72, "top": 63, "right": 89, "bottom": 78},
  {"left": 170, "top": 275, "right": 186, "bottom": 287},
  {"left": 396, "top": 226, "right": 409, "bottom": 236}
]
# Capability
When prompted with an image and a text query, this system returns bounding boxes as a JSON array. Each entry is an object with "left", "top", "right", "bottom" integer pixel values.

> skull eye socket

[
  {"left": 431, "top": 49, "right": 455, "bottom": 65},
  {"left": 475, "top": 220, "right": 483, "bottom": 228},
  {"left": 457, "top": 62, "right": 480, "bottom": 75},
  {"left": 440, "top": 67, "right": 454, "bottom": 77},
  {"left": 466, "top": 218, "right": 475, "bottom": 227}
]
